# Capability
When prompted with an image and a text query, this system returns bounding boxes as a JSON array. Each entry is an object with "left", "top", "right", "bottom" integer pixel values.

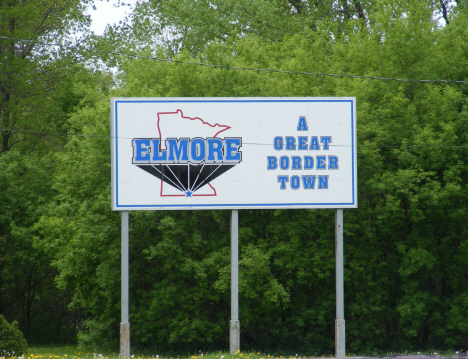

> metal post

[
  {"left": 335, "top": 209, "right": 345, "bottom": 358},
  {"left": 121, "top": 211, "right": 130, "bottom": 358},
  {"left": 230, "top": 209, "right": 240, "bottom": 353}
]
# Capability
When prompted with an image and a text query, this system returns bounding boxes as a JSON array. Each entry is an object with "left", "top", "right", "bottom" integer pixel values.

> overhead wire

[
  {"left": 1, "top": 128, "right": 468, "bottom": 148},
  {"left": 0, "top": 35, "right": 467, "bottom": 84},
  {"left": 1, "top": 35, "right": 468, "bottom": 149}
]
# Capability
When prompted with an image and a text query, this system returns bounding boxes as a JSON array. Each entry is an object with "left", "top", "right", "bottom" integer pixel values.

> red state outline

[{"left": 156, "top": 110, "right": 230, "bottom": 197}]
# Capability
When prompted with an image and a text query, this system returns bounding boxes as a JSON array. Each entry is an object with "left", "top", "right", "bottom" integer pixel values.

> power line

[
  {"left": 2, "top": 128, "right": 468, "bottom": 148},
  {"left": 1, "top": 128, "right": 103, "bottom": 138},
  {"left": 1, "top": 35, "right": 467, "bottom": 84}
]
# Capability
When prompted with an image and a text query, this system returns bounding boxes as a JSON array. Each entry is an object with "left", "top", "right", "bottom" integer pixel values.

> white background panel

[{"left": 111, "top": 98, "right": 357, "bottom": 210}]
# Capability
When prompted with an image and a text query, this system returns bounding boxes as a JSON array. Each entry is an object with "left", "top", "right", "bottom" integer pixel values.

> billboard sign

[{"left": 111, "top": 97, "right": 357, "bottom": 210}]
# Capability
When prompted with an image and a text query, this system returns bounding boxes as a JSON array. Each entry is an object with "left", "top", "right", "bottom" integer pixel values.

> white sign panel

[{"left": 111, "top": 98, "right": 357, "bottom": 210}]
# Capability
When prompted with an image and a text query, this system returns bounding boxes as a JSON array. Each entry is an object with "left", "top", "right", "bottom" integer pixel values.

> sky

[{"left": 87, "top": 0, "right": 137, "bottom": 35}]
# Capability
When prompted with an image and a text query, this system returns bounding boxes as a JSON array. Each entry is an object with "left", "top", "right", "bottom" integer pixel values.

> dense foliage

[
  {"left": 0, "top": 0, "right": 96, "bottom": 344},
  {"left": 1, "top": 0, "right": 468, "bottom": 354},
  {"left": 0, "top": 315, "right": 28, "bottom": 356}
]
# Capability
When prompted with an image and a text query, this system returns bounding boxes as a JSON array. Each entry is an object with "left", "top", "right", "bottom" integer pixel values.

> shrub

[{"left": 0, "top": 315, "right": 28, "bottom": 356}]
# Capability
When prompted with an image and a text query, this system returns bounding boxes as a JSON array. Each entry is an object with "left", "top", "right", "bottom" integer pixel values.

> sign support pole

[
  {"left": 230, "top": 209, "right": 240, "bottom": 354},
  {"left": 335, "top": 209, "right": 345, "bottom": 358},
  {"left": 121, "top": 211, "right": 130, "bottom": 358}
]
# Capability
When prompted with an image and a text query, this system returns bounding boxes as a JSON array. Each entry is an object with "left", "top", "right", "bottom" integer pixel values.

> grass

[
  {"left": 29, "top": 346, "right": 81, "bottom": 356},
  {"left": 11, "top": 346, "right": 466, "bottom": 359},
  {"left": 7, "top": 347, "right": 334, "bottom": 359},
  {"left": 23, "top": 346, "right": 116, "bottom": 359}
]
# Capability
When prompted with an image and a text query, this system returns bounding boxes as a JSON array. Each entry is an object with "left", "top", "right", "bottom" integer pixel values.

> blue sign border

[{"left": 112, "top": 98, "right": 356, "bottom": 210}]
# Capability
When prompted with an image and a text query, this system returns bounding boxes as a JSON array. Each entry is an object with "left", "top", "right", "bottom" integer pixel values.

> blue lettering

[
  {"left": 297, "top": 116, "right": 308, "bottom": 131},
  {"left": 328, "top": 156, "right": 339, "bottom": 169},
  {"left": 225, "top": 138, "right": 242, "bottom": 162},
  {"left": 302, "top": 175, "right": 316, "bottom": 189},
  {"left": 167, "top": 138, "right": 189, "bottom": 162},
  {"left": 133, "top": 137, "right": 242, "bottom": 165},
  {"left": 310, "top": 136, "right": 320, "bottom": 150},
  {"left": 318, "top": 175, "right": 328, "bottom": 189},
  {"left": 152, "top": 139, "right": 167, "bottom": 161},
  {"left": 291, "top": 175, "right": 300, "bottom": 189},
  {"left": 274, "top": 137, "right": 283, "bottom": 150},
  {"left": 278, "top": 175, "right": 289, "bottom": 189},
  {"left": 190, "top": 138, "right": 205, "bottom": 163},
  {"left": 207, "top": 138, "right": 224, "bottom": 162},
  {"left": 267, "top": 156, "right": 277, "bottom": 170},
  {"left": 280, "top": 156, "right": 289, "bottom": 170},
  {"left": 321, "top": 136, "right": 332, "bottom": 150},
  {"left": 304, "top": 156, "right": 314, "bottom": 169},
  {"left": 317, "top": 156, "right": 326, "bottom": 169},
  {"left": 291, "top": 156, "right": 302, "bottom": 170},
  {"left": 286, "top": 137, "right": 296, "bottom": 150},
  {"left": 298, "top": 136, "right": 308, "bottom": 150},
  {"left": 133, "top": 139, "right": 150, "bottom": 162}
]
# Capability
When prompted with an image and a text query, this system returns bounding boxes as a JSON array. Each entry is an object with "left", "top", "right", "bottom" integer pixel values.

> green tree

[
  {"left": 0, "top": 0, "right": 89, "bottom": 153},
  {"left": 36, "top": 0, "right": 468, "bottom": 353},
  {"left": 0, "top": 0, "right": 113, "bottom": 344}
]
